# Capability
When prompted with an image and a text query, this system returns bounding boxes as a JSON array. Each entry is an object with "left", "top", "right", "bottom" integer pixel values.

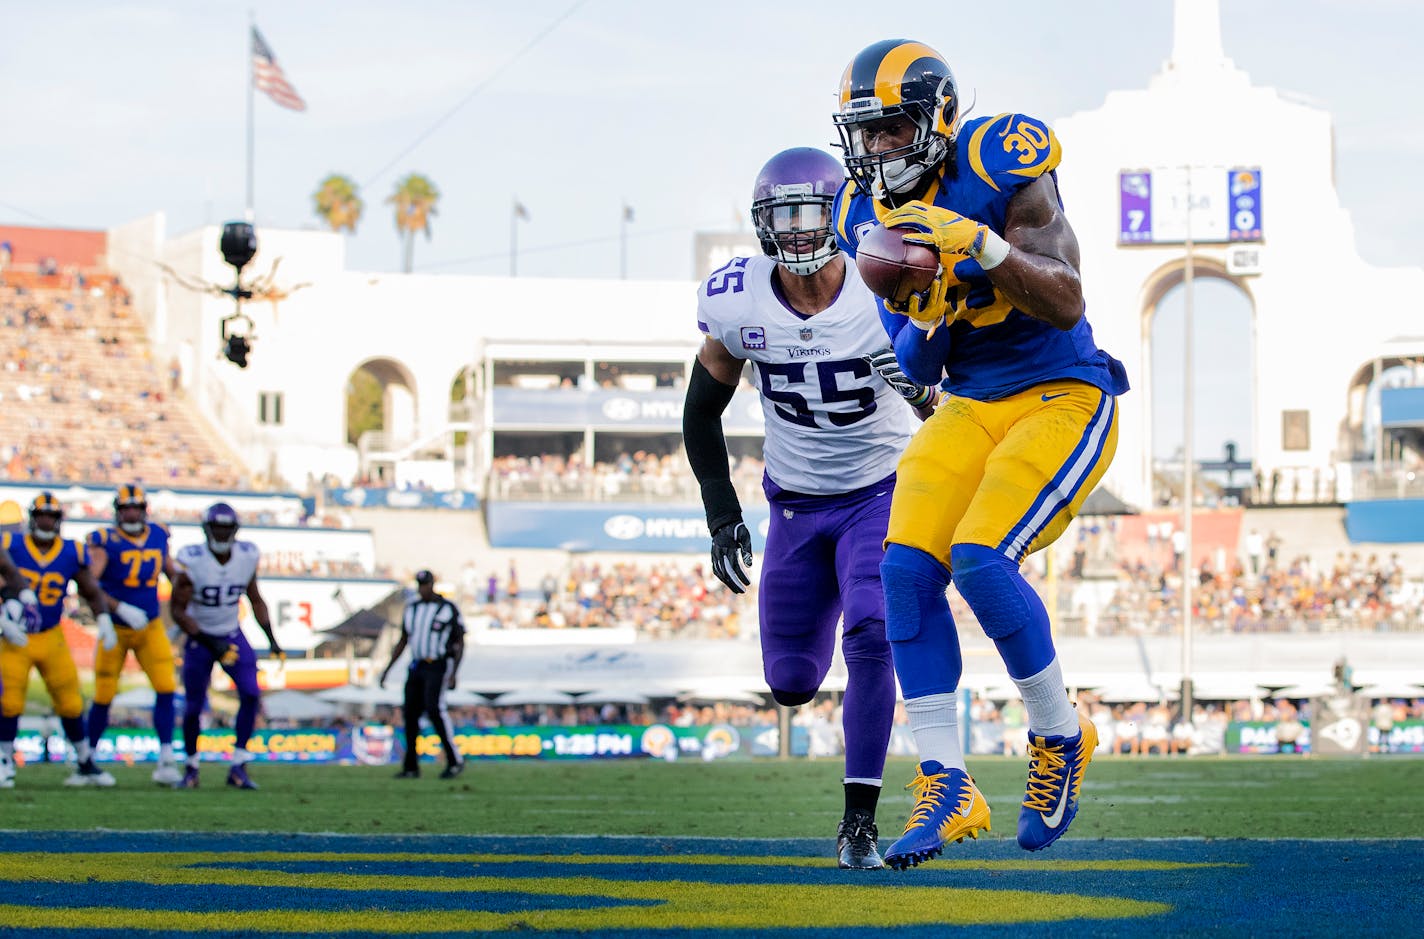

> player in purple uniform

[
  {"left": 167, "top": 504, "right": 283, "bottom": 790},
  {"left": 683, "top": 147, "right": 938, "bottom": 869}
]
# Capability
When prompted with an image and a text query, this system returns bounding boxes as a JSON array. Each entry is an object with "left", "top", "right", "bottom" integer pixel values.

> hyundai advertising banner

[{"left": 486, "top": 502, "right": 772, "bottom": 552}]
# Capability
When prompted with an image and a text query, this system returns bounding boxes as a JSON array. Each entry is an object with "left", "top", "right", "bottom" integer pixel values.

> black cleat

[
  {"left": 439, "top": 762, "right": 465, "bottom": 780},
  {"left": 394, "top": 768, "right": 420, "bottom": 779},
  {"left": 836, "top": 810, "right": 885, "bottom": 870}
]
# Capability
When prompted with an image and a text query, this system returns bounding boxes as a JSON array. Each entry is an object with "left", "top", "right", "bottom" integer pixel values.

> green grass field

[{"left": 5, "top": 755, "right": 1421, "bottom": 839}]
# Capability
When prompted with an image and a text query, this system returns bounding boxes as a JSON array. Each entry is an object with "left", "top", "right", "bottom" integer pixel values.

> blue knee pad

[
  {"left": 880, "top": 544, "right": 960, "bottom": 698},
  {"left": 950, "top": 543, "right": 1039, "bottom": 639},
  {"left": 950, "top": 542, "right": 1055, "bottom": 677}
]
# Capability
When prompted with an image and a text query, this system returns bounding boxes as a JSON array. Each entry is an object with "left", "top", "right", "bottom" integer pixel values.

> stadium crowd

[
  {"left": 486, "top": 451, "right": 766, "bottom": 504},
  {"left": 1094, "top": 549, "right": 1424, "bottom": 635},
  {"left": 0, "top": 283, "right": 245, "bottom": 491},
  {"left": 462, "top": 559, "right": 750, "bottom": 640}
]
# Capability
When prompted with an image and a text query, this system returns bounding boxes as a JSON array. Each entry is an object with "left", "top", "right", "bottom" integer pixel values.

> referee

[{"left": 380, "top": 570, "right": 465, "bottom": 779}]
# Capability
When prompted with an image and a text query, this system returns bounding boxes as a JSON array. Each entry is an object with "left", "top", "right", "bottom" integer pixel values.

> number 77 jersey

[
  {"left": 696, "top": 253, "right": 913, "bottom": 495},
  {"left": 89, "top": 524, "right": 171, "bottom": 622},
  {"left": 173, "top": 541, "right": 261, "bottom": 637}
]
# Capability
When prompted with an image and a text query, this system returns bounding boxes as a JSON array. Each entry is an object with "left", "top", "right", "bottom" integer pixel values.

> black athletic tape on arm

[{"left": 682, "top": 358, "right": 742, "bottom": 531}]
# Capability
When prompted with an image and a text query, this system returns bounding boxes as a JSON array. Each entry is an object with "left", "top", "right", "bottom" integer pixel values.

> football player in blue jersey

[
  {"left": 831, "top": 39, "right": 1130, "bottom": 866},
  {"left": 85, "top": 484, "right": 182, "bottom": 786},
  {"left": 0, "top": 493, "right": 120, "bottom": 788}
]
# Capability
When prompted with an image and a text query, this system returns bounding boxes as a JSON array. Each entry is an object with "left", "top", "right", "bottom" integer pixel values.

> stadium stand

[{"left": 0, "top": 283, "right": 246, "bottom": 490}]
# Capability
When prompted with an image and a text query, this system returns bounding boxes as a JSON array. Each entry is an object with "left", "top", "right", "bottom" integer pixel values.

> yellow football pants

[
  {"left": 1, "top": 627, "right": 84, "bottom": 719},
  {"left": 92, "top": 617, "right": 177, "bottom": 704},
  {"left": 888, "top": 379, "right": 1119, "bottom": 568}
]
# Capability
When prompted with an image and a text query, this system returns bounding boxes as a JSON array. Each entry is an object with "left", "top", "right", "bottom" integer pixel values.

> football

[{"left": 854, "top": 225, "right": 941, "bottom": 304}]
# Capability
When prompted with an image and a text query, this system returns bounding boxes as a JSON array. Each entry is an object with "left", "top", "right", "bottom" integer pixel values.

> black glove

[
  {"left": 864, "top": 348, "right": 936, "bottom": 408},
  {"left": 710, "top": 521, "right": 754, "bottom": 594},
  {"left": 194, "top": 632, "right": 238, "bottom": 666}
]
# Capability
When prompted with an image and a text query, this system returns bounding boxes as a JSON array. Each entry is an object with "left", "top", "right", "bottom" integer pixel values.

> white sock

[
  {"left": 74, "top": 739, "right": 92, "bottom": 763},
  {"left": 904, "top": 692, "right": 965, "bottom": 772},
  {"left": 233, "top": 747, "right": 253, "bottom": 766},
  {"left": 160, "top": 743, "right": 174, "bottom": 763},
  {"left": 843, "top": 777, "right": 883, "bottom": 787},
  {"left": 0, "top": 741, "right": 12, "bottom": 761},
  {"left": 186, "top": 754, "right": 201, "bottom": 770},
  {"left": 1013, "top": 657, "right": 1079, "bottom": 737}
]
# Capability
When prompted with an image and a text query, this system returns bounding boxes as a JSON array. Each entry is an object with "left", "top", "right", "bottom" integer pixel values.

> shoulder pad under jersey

[{"left": 961, "top": 112, "right": 1062, "bottom": 195}]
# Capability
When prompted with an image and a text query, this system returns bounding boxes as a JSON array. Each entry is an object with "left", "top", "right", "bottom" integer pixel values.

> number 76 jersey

[
  {"left": 173, "top": 541, "right": 260, "bottom": 637},
  {"left": 696, "top": 254, "right": 913, "bottom": 495}
]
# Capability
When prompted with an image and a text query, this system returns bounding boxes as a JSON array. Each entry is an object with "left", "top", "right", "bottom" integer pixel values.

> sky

[{"left": 3, "top": 0, "right": 1421, "bottom": 460}]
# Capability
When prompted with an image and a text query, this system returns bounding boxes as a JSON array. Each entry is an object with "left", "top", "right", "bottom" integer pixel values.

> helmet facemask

[
  {"left": 28, "top": 511, "right": 60, "bottom": 545},
  {"left": 204, "top": 506, "right": 239, "bottom": 556},
  {"left": 835, "top": 101, "right": 948, "bottom": 200},
  {"left": 117, "top": 503, "right": 147, "bottom": 535},
  {"left": 752, "top": 187, "right": 839, "bottom": 275}
]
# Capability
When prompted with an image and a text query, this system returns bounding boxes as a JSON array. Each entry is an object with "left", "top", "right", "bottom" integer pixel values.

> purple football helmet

[
  {"left": 202, "top": 502, "right": 240, "bottom": 555},
  {"left": 751, "top": 147, "right": 845, "bottom": 275}
]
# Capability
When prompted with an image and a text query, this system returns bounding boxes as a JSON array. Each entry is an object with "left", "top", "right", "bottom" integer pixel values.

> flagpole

[
  {"left": 245, "top": 11, "right": 255, "bottom": 222},
  {"left": 619, "top": 202, "right": 628, "bottom": 280},
  {"left": 510, "top": 202, "right": 518, "bottom": 277}
]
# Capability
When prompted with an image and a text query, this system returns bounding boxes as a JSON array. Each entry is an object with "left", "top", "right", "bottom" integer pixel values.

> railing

[{"left": 487, "top": 473, "right": 766, "bottom": 505}]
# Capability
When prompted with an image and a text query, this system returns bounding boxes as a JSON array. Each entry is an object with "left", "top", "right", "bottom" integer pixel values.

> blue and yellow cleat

[
  {"left": 226, "top": 764, "right": 259, "bottom": 790},
  {"left": 1018, "top": 709, "right": 1098, "bottom": 851},
  {"left": 884, "top": 761, "right": 991, "bottom": 870}
]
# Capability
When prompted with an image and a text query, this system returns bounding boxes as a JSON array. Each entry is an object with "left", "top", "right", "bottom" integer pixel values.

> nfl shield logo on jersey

[{"left": 799, "top": 327, "right": 814, "bottom": 341}]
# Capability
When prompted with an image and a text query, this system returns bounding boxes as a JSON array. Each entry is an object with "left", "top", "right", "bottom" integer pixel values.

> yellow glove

[
  {"left": 882, "top": 202, "right": 1009, "bottom": 269},
  {"left": 886, "top": 272, "right": 954, "bottom": 338}
]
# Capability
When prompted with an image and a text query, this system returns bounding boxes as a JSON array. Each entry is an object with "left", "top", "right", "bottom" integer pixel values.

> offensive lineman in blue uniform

[
  {"left": 0, "top": 493, "right": 119, "bottom": 787},
  {"left": 831, "top": 40, "right": 1129, "bottom": 866},
  {"left": 85, "top": 484, "right": 182, "bottom": 785}
]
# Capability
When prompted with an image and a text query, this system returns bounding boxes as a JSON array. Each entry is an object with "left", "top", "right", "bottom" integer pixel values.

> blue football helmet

[
  {"left": 750, "top": 147, "right": 845, "bottom": 276},
  {"left": 114, "top": 483, "right": 148, "bottom": 534},
  {"left": 28, "top": 492, "right": 63, "bottom": 545},
  {"left": 833, "top": 39, "right": 960, "bottom": 198},
  {"left": 202, "top": 502, "right": 239, "bottom": 555}
]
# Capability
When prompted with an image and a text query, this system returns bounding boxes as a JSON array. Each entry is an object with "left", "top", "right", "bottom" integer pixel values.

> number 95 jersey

[
  {"left": 697, "top": 254, "right": 913, "bottom": 495},
  {"left": 173, "top": 541, "right": 260, "bottom": 637}
]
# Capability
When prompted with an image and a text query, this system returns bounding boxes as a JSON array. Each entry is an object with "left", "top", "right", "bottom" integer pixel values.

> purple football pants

[
  {"left": 183, "top": 630, "right": 261, "bottom": 758},
  {"left": 759, "top": 474, "right": 896, "bottom": 781}
]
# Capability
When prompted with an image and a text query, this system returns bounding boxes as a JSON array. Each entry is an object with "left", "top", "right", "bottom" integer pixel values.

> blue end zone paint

[{"left": 1, "top": 832, "right": 1421, "bottom": 938}]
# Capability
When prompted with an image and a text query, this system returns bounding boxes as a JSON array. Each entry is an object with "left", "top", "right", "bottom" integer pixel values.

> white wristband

[
  {"left": 907, "top": 314, "right": 943, "bottom": 332},
  {"left": 975, "top": 229, "right": 1011, "bottom": 269}
]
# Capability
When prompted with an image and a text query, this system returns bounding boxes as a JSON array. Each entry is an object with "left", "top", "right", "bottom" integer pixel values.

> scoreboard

[{"left": 1119, "top": 166, "right": 1263, "bottom": 244}]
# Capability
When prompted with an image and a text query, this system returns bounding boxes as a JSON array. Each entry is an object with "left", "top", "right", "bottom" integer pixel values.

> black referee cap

[{"left": 415, "top": 569, "right": 435, "bottom": 586}]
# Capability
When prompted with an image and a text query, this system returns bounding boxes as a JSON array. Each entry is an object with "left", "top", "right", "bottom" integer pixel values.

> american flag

[{"left": 251, "top": 27, "right": 306, "bottom": 112}]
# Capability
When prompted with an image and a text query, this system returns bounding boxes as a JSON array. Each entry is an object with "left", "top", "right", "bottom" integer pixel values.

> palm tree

[
  {"left": 312, "top": 174, "right": 363, "bottom": 233},
  {"left": 387, "top": 173, "right": 440, "bottom": 273}
]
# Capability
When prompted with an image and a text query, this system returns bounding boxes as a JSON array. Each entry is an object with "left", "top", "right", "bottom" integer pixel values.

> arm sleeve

[
  {"left": 889, "top": 310, "right": 953, "bottom": 388},
  {"left": 682, "top": 357, "right": 741, "bottom": 531}
]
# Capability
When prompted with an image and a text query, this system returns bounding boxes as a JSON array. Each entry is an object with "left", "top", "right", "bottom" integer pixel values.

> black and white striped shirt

[{"left": 402, "top": 595, "right": 464, "bottom": 661}]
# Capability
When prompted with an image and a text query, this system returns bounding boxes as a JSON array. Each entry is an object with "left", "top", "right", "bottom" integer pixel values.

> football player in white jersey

[
  {"left": 682, "top": 147, "right": 939, "bottom": 869},
  {"left": 167, "top": 503, "right": 283, "bottom": 790}
]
